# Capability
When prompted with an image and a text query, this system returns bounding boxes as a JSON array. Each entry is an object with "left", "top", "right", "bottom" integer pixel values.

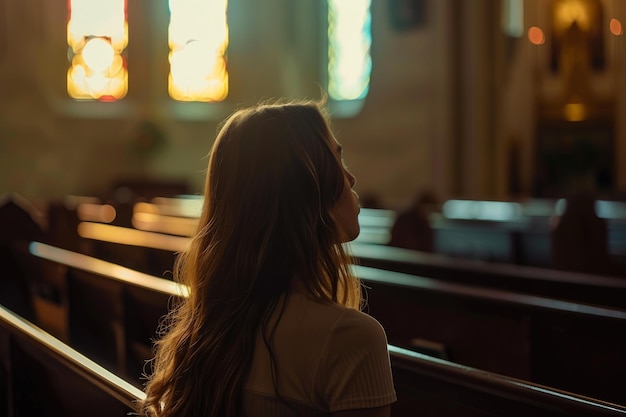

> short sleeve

[{"left": 314, "top": 309, "right": 397, "bottom": 413}]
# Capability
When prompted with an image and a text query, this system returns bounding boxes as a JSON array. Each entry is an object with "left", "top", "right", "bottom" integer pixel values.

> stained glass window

[
  {"left": 327, "top": 0, "right": 372, "bottom": 101},
  {"left": 67, "top": 0, "right": 128, "bottom": 101},
  {"left": 502, "top": 0, "right": 524, "bottom": 37},
  {"left": 168, "top": 0, "right": 229, "bottom": 102}
]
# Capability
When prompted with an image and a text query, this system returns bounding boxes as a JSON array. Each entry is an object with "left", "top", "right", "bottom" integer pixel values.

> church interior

[{"left": 1, "top": 0, "right": 626, "bottom": 415}]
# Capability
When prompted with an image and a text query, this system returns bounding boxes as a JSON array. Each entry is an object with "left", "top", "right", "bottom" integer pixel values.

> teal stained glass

[{"left": 328, "top": 0, "right": 372, "bottom": 101}]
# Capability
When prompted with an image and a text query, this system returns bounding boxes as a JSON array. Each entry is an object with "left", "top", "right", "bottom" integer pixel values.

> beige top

[{"left": 244, "top": 292, "right": 397, "bottom": 416}]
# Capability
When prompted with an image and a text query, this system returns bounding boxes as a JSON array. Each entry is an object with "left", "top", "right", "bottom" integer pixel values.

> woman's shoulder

[
  {"left": 330, "top": 306, "right": 389, "bottom": 345},
  {"left": 292, "top": 294, "right": 388, "bottom": 346}
]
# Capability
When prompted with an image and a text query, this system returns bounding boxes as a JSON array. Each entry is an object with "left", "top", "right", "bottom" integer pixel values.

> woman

[{"left": 138, "top": 100, "right": 397, "bottom": 417}]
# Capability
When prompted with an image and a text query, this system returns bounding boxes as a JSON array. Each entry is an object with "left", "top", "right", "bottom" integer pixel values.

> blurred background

[{"left": 0, "top": 0, "right": 624, "bottom": 210}]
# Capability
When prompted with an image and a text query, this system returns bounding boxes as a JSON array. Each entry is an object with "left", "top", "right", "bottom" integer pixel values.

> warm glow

[
  {"left": 133, "top": 202, "right": 160, "bottom": 215},
  {"left": 133, "top": 198, "right": 202, "bottom": 235},
  {"left": 554, "top": 0, "right": 591, "bottom": 32},
  {"left": 528, "top": 26, "right": 545, "bottom": 45},
  {"left": 328, "top": 0, "right": 372, "bottom": 101},
  {"left": 150, "top": 196, "right": 204, "bottom": 217},
  {"left": 29, "top": 241, "right": 188, "bottom": 298},
  {"left": 563, "top": 102, "right": 586, "bottom": 121},
  {"left": 76, "top": 203, "right": 117, "bottom": 223},
  {"left": 82, "top": 38, "right": 115, "bottom": 72},
  {"left": 67, "top": 0, "right": 128, "bottom": 101},
  {"left": 77, "top": 222, "right": 189, "bottom": 252},
  {"left": 610, "top": 18, "right": 623, "bottom": 36},
  {"left": 132, "top": 212, "right": 199, "bottom": 236},
  {"left": 168, "top": 0, "right": 229, "bottom": 102}
]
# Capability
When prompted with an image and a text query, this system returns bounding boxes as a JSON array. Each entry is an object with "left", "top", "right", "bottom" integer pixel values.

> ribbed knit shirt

[{"left": 244, "top": 292, "right": 397, "bottom": 416}]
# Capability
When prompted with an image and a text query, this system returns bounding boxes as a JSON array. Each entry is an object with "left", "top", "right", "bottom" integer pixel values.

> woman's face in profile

[{"left": 328, "top": 136, "right": 360, "bottom": 242}]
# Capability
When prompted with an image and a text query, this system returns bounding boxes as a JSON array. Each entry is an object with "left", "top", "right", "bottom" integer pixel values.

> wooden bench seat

[{"left": 66, "top": 219, "right": 626, "bottom": 311}]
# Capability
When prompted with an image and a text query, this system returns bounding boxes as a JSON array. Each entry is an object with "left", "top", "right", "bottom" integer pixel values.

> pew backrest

[
  {"left": 389, "top": 345, "right": 626, "bottom": 417},
  {"left": 350, "top": 241, "right": 626, "bottom": 309},
  {"left": 356, "top": 264, "right": 626, "bottom": 404},
  {"left": 26, "top": 241, "right": 186, "bottom": 383}
]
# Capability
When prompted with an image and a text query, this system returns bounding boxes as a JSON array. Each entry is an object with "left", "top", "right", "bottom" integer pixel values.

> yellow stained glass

[
  {"left": 168, "top": 0, "right": 229, "bottom": 102},
  {"left": 67, "top": 0, "right": 128, "bottom": 101}
]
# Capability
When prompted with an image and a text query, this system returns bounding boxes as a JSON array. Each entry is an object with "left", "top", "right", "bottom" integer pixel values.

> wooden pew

[
  {"left": 114, "top": 194, "right": 626, "bottom": 276},
  {"left": 0, "top": 304, "right": 144, "bottom": 417},
  {"left": 350, "top": 242, "right": 626, "bottom": 310},
  {"left": 142, "top": 197, "right": 396, "bottom": 245},
  {"left": 428, "top": 198, "right": 626, "bottom": 274},
  {"left": 388, "top": 345, "right": 626, "bottom": 417},
  {"left": 128, "top": 196, "right": 395, "bottom": 246},
  {"left": 74, "top": 221, "right": 181, "bottom": 277},
  {"left": 23, "top": 241, "right": 626, "bottom": 405},
  {"left": 62, "top": 194, "right": 626, "bottom": 270},
  {"left": 67, "top": 217, "right": 626, "bottom": 313},
  {"left": 356, "top": 265, "right": 626, "bottom": 405},
  {"left": 357, "top": 198, "right": 626, "bottom": 274},
  {"left": 24, "top": 241, "right": 186, "bottom": 385},
  {"left": 26, "top": 193, "right": 626, "bottom": 369},
  {"left": 44, "top": 213, "right": 626, "bottom": 386},
  {"left": 46, "top": 197, "right": 180, "bottom": 277},
  {"left": 4, "top": 303, "right": 623, "bottom": 417}
]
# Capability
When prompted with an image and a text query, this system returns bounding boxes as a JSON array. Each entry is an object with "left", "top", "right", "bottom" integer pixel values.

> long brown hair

[{"left": 138, "top": 99, "right": 361, "bottom": 417}]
